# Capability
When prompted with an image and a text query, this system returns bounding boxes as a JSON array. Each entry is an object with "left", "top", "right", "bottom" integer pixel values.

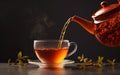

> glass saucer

[{"left": 29, "top": 60, "right": 75, "bottom": 68}]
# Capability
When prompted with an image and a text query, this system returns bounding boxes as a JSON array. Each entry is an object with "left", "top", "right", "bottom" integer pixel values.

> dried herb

[
  {"left": 96, "top": 56, "right": 104, "bottom": 67},
  {"left": 107, "top": 59, "right": 115, "bottom": 66},
  {"left": 8, "top": 59, "right": 11, "bottom": 65},
  {"left": 78, "top": 54, "right": 92, "bottom": 64},
  {"left": 77, "top": 54, "right": 117, "bottom": 68},
  {"left": 8, "top": 51, "right": 30, "bottom": 66}
]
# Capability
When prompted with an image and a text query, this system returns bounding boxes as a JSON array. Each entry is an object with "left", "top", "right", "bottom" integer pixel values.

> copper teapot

[{"left": 70, "top": 0, "right": 120, "bottom": 47}]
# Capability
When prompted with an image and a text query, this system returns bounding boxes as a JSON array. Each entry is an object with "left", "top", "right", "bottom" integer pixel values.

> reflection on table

[{"left": 1, "top": 63, "right": 120, "bottom": 75}]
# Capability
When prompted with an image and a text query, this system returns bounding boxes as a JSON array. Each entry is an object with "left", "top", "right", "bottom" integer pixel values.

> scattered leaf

[
  {"left": 18, "top": 51, "right": 22, "bottom": 59},
  {"left": 107, "top": 59, "right": 115, "bottom": 66},
  {"left": 8, "top": 59, "right": 11, "bottom": 65},
  {"left": 8, "top": 51, "right": 30, "bottom": 66}
]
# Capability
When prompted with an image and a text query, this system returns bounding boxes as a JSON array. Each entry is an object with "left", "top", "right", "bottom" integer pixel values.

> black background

[{"left": 0, "top": 0, "right": 120, "bottom": 62}]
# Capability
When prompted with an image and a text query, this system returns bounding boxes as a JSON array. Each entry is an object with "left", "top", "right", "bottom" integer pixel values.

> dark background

[{"left": 0, "top": 0, "right": 120, "bottom": 62}]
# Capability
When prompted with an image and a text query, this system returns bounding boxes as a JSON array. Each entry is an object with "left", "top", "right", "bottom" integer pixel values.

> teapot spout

[{"left": 70, "top": 16, "right": 96, "bottom": 35}]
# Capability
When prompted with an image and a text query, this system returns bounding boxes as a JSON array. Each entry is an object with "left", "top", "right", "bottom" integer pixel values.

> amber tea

[{"left": 35, "top": 48, "right": 68, "bottom": 63}]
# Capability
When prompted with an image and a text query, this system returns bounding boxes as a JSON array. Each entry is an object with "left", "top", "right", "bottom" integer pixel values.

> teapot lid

[{"left": 92, "top": 0, "right": 120, "bottom": 24}]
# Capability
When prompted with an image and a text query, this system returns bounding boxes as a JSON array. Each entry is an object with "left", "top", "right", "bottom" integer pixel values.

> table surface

[{"left": 1, "top": 63, "right": 120, "bottom": 75}]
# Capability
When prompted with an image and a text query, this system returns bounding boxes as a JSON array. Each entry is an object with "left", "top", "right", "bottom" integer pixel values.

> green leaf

[
  {"left": 81, "top": 54, "right": 84, "bottom": 59},
  {"left": 97, "top": 56, "right": 104, "bottom": 64},
  {"left": 8, "top": 59, "right": 11, "bottom": 65},
  {"left": 83, "top": 58, "right": 88, "bottom": 63},
  {"left": 88, "top": 59, "right": 92, "bottom": 63},
  {"left": 27, "top": 59, "right": 31, "bottom": 62},
  {"left": 107, "top": 59, "right": 115, "bottom": 66},
  {"left": 78, "top": 56, "right": 81, "bottom": 59},
  {"left": 21, "top": 56, "right": 29, "bottom": 59},
  {"left": 80, "top": 54, "right": 84, "bottom": 62},
  {"left": 18, "top": 51, "right": 22, "bottom": 59}
]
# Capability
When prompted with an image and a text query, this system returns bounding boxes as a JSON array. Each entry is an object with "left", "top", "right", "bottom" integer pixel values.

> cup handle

[{"left": 67, "top": 42, "right": 77, "bottom": 57}]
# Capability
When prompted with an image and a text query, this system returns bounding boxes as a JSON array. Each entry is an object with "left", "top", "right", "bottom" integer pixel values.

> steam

[{"left": 30, "top": 14, "right": 55, "bottom": 39}]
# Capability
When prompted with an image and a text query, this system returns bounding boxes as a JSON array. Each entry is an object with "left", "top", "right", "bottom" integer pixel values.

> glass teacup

[{"left": 33, "top": 40, "right": 77, "bottom": 68}]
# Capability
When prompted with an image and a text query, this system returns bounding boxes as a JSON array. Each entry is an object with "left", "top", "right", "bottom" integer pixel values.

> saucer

[{"left": 29, "top": 60, "right": 75, "bottom": 68}]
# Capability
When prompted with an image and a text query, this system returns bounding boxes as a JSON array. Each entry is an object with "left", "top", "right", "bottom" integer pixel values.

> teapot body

[{"left": 95, "top": 16, "right": 120, "bottom": 47}]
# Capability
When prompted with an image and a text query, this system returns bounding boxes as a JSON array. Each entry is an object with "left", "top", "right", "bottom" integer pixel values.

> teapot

[{"left": 70, "top": 0, "right": 120, "bottom": 47}]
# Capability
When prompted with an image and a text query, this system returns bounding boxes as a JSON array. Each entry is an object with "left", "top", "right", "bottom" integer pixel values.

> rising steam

[{"left": 30, "top": 14, "right": 55, "bottom": 39}]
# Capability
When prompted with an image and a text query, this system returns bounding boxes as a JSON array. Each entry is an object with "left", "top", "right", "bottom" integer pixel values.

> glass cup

[{"left": 33, "top": 40, "right": 77, "bottom": 68}]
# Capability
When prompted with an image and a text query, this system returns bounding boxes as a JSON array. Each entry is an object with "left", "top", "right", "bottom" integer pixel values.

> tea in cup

[{"left": 33, "top": 40, "right": 77, "bottom": 68}]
